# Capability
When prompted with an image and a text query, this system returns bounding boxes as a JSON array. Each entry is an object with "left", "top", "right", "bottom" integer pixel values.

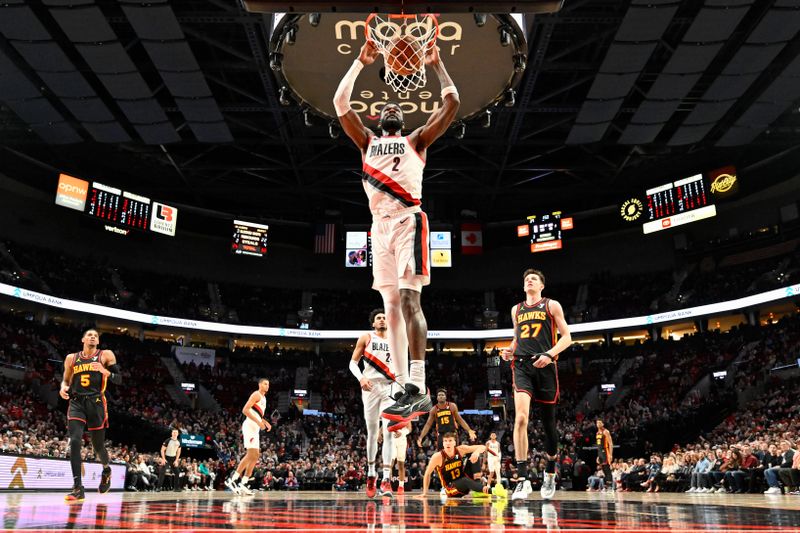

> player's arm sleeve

[
  {"left": 349, "top": 334, "right": 367, "bottom": 381},
  {"left": 108, "top": 364, "right": 122, "bottom": 385}
]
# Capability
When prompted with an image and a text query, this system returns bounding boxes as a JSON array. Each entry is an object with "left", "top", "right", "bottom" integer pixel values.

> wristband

[{"left": 441, "top": 85, "right": 459, "bottom": 99}]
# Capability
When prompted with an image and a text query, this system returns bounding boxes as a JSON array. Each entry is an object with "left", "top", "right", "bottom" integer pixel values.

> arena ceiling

[{"left": 1, "top": 0, "right": 799, "bottom": 226}]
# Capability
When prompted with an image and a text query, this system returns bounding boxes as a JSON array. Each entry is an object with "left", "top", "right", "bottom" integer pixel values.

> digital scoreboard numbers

[
  {"left": 232, "top": 220, "right": 269, "bottom": 257},
  {"left": 642, "top": 174, "right": 717, "bottom": 234},
  {"left": 86, "top": 182, "right": 120, "bottom": 222},
  {"left": 85, "top": 182, "right": 151, "bottom": 231},
  {"left": 529, "top": 211, "right": 562, "bottom": 253}
]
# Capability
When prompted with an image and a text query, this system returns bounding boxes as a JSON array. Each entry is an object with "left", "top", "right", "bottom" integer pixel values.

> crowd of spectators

[{"left": 1, "top": 302, "right": 800, "bottom": 496}]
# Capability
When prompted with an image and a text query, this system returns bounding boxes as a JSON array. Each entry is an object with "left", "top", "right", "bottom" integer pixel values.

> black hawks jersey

[
  {"left": 596, "top": 430, "right": 612, "bottom": 459},
  {"left": 436, "top": 449, "right": 464, "bottom": 488},
  {"left": 514, "top": 298, "right": 556, "bottom": 358},
  {"left": 70, "top": 350, "right": 107, "bottom": 397},
  {"left": 435, "top": 402, "right": 457, "bottom": 436}
]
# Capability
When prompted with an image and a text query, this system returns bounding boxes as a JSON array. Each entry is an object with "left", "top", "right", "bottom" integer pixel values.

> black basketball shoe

[
  {"left": 98, "top": 466, "right": 112, "bottom": 494},
  {"left": 382, "top": 383, "right": 432, "bottom": 429},
  {"left": 65, "top": 485, "right": 85, "bottom": 503}
]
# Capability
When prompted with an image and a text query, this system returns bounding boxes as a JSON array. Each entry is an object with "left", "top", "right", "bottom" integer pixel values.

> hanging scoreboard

[
  {"left": 642, "top": 174, "right": 716, "bottom": 234},
  {"left": 85, "top": 182, "right": 151, "bottom": 231},
  {"left": 232, "top": 220, "right": 269, "bottom": 257}
]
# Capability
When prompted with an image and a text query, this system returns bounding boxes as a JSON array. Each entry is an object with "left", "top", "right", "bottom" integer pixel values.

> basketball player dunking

[
  {"left": 225, "top": 378, "right": 271, "bottom": 495},
  {"left": 350, "top": 309, "right": 397, "bottom": 498},
  {"left": 417, "top": 388, "right": 476, "bottom": 450},
  {"left": 500, "top": 269, "right": 572, "bottom": 501},
  {"left": 60, "top": 329, "right": 121, "bottom": 502},
  {"left": 334, "top": 40, "right": 460, "bottom": 429}
]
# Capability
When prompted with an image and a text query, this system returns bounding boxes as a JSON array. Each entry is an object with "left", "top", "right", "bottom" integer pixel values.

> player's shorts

[
  {"left": 392, "top": 434, "right": 408, "bottom": 462},
  {"left": 598, "top": 450, "right": 610, "bottom": 465},
  {"left": 487, "top": 456, "right": 501, "bottom": 472},
  {"left": 511, "top": 356, "right": 559, "bottom": 404},
  {"left": 371, "top": 207, "right": 430, "bottom": 292},
  {"left": 362, "top": 380, "right": 395, "bottom": 426},
  {"left": 242, "top": 419, "right": 261, "bottom": 449},
  {"left": 68, "top": 394, "right": 108, "bottom": 431},
  {"left": 444, "top": 477, "right": 485, "bottom": 497}
]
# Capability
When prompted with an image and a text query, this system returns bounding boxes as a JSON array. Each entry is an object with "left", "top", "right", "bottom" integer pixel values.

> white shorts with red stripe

[
  {"left": 242, "top": 419, "right": 261, "bottom": 450},
  {"left": 371, "top": 207, "right": 430, "bottom": 292},
  {"left": 362, "top": 380, "right": 395, "bottom": 429}
]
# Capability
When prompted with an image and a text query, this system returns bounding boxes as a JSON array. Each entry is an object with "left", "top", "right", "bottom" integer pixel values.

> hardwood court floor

[{"left": 1, "top": 490, "right": 799, "bottom": 532}]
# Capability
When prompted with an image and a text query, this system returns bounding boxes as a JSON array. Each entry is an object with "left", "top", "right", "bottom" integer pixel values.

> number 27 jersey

[
  {"left": 362, "top": 135, "right": 425, "bottom": 217},
  {"left": 515, "top": 298, "right": 556, "bottom": 357}
]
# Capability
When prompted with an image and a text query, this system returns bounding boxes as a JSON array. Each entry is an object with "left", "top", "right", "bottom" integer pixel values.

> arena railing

[{"left": 0, "top": 281, "right": 798, "bottom": 340}]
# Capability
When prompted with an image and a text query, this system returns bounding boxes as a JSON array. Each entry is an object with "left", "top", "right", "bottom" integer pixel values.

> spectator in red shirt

[{"left": 725, "top": 446, "right": 758, "bottom": 493}]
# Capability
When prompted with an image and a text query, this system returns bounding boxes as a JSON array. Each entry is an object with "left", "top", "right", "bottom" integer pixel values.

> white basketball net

[{"left": 365, "top": 14, "right": 439, "bottom": 94}]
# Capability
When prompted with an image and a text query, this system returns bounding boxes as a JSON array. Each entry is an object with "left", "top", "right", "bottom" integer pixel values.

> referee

[{"left": 158, "top": 429, "right": 182, "bottom": 491}]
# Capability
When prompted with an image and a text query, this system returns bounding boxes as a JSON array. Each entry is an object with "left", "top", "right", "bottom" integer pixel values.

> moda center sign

[{"left": 271, "top": 13, "right": 527, "bottom": 130}]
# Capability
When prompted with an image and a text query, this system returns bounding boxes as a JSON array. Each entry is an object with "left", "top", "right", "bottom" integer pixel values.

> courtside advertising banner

[{"left": 0, "top": 454, "right": 126, "bottom": 491}]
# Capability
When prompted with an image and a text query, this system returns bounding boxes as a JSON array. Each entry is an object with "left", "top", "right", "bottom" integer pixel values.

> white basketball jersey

[
  {"left": 361, "top": 332, "right": 395, "bottom": 383},
  {"left": 488, "top": 440, "right": 501, "bottom": 459},
  {"left": 362, "top": 135, "right": 425, "bottom": 216},
  {"left": 247, "top": 393, "right": 267, "bottom": 424}
]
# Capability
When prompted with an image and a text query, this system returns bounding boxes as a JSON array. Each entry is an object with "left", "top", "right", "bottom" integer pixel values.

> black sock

[
  {"left": 516, "top": 460, "right": 528, "bottom": 479},
  {"left": 546, "top": 459, "right": 556, "bottom": 474},
  {"left": 68, "top": 420, "right": 84, "bottom": 488}
]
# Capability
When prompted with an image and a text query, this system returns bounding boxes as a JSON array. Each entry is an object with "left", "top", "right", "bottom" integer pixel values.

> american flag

[{"left": 314, "top": 223, "right": 335, "bottom": 254}]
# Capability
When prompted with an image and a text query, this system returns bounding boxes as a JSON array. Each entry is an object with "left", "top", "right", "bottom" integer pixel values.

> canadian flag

[{"left": 461, "top": 223, "right": 483, "bottom": 255}]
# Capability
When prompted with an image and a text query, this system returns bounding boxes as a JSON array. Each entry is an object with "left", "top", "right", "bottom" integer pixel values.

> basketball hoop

[{"left": 365, "top": 13, "right": 439, "bottom": 94}]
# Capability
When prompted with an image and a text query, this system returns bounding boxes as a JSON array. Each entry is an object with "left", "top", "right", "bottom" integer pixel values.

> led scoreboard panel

[
  {"left": 232, "top": 220, "right": 269, "bottom": 257},
  {"left": 85, "top": 182, "right": 151, "bottom": 231},
  {"left": 642, "top": 174, "right": 717, "bottom": 234},
  {"left": 528, "top": 212, "right": 562, "bottom": 253}
]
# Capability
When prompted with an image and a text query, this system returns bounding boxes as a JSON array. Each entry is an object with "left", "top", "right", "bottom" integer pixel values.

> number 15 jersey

[{"left": 362, "top": 135, "right": 425, "bottom": 217}]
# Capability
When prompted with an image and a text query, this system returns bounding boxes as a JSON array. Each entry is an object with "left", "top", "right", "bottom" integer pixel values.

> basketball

[{"left": 386, "top": 36, "right": 423, "bottom": 76}]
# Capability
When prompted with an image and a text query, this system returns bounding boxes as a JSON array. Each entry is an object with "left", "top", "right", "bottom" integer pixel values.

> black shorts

[
  {"left": 598, "top": 451, "right": 610, "bottom": 465},
  {"left": 444, "top": 476, "right": 485, "bottom": 497},
  {"left": 512, "top": 357, "right": 559, "bottom": 404},
  {"left": 68, "top": 394, "right": 108, "bottom": 431}
]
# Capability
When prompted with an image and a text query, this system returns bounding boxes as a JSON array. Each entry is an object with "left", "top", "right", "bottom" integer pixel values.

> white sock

[
  {"left": 409, "top": 360, "right": 425, "bottom": 391},
  {"left": 241, "top": 476, "right": 249, "bottom": 485},
  {"left": 368, "top": 463, "right": 376, "bottom": 477},
  {"left": 399, "top": 480, "right": 405, "bottom": 487},
  {"left": 382, "top": 468, "right": 391, "bottom": 481},
  {"left": 230, "top": 471, "right": 240, "bottom": 482}
]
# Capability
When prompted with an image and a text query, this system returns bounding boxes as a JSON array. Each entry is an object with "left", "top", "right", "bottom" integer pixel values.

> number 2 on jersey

[
  {"left": 391, "top": 157, "right": 400, "bottom": 172},
  {"left": 519, "top": 323, "right": 542, "bottom": 339}
]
